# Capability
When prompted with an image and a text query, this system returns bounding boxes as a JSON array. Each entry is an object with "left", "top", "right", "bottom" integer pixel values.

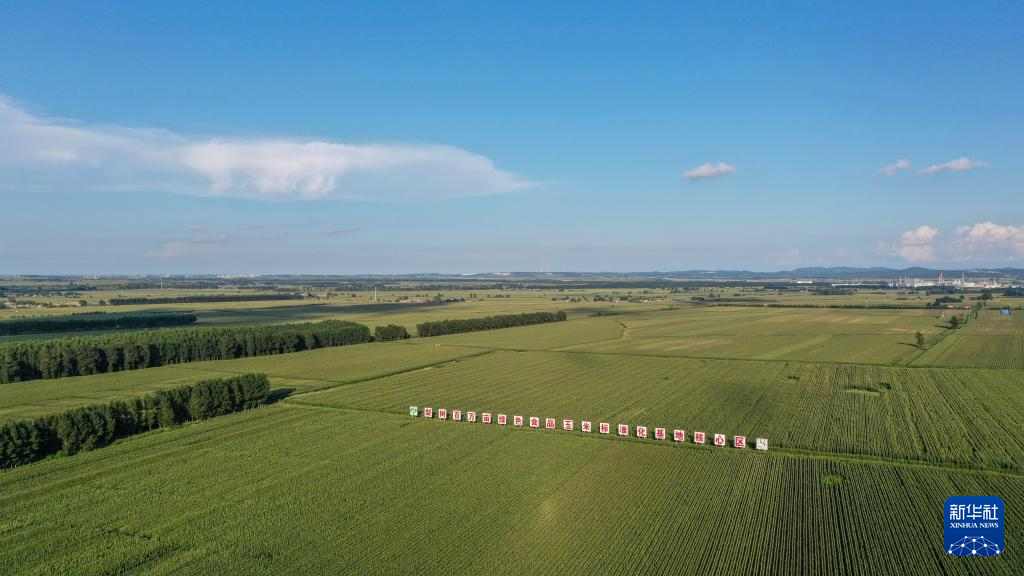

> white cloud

[
  {"left": 0, "top": 95, "right": 537, "bottom": 201},
  {"left": 917, "top": 156, "right": 989, "bottom": 175},
  {"left": 888, "top": 225, "right": 939, "bottom": 262},
  {"left": 884, "top": 222, "right": 1024, "bottom": 264},
  {"left": 777, "top": 248, "right": 801, "bottom": 266},
  {"left": 683, "top": 162, "right": 736, "bottom": 181},
  {"left": 145, "top": 241, "right": 195, "bottom": 259},
  {"left": 145, "top": 226, "right": 227, "bottom": 258},
  {"left": 954, "top": 222, "right": 1024, "bottom": 256},
  {"left": 327, "top": 227, "right": 362, "bottom": 236},
  {"left": 877, "top": 159, "right": 910, "bottom": 177}
]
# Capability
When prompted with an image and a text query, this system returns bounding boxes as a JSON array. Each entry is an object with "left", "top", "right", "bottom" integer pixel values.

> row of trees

[
  {"left": 0, "top": 373, "right": 270, "bottom": 468},
  {"left": 0, "top": 313, "right": 197, "bottom": 336},
  {"left": 108, "top": 294, "right": 303, "bottom": 305},
  {"left": 416, "top": 311, "right": 566, "bottom": 337},
  {"left": 0, "top": 320, "right": 371, "bottom": 384},
  {"left": 719, "top": 303, "right": 927, "bottom": 310},
  {"left": 374, "top": 324, "right": 410, "bottom": 341}
]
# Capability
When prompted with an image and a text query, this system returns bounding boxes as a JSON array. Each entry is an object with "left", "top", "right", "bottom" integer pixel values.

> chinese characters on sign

[{"left": 408, "top": 406, "right": 768, "bottom": 451}]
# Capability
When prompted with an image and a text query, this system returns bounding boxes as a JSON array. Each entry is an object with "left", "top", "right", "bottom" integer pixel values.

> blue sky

[{"left": 1, "top": 1, "right": 1022, "bottom": 274}]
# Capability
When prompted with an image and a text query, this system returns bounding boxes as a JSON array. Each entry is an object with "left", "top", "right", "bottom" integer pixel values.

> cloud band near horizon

[{"left": 0, "top": 95, "right": 538, "bottom": 202}]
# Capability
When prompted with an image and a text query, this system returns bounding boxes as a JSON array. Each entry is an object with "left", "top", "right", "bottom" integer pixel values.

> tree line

[
  {"left": 0, "top": 313, "right": 197, "bottom": 336},
  {"left": 0, "top": 320, "right": 371, "bottom": 384},
  {"left": 108, "top": 293, "right": 304, "bottom": 305},
  {"left": 0, "top": 373, "right": 270, "bottom": 469},
  {"left": 374, "top": 324, "right": 410, "bottom": 341},
  {"left": 416, "top": 311, "right": 566, "bottom": 337}
]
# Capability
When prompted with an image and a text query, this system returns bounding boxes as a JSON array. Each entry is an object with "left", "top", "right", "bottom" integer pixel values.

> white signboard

[
  {"left": 733, "top": 435, "right": 746, "bottom": 448},
  {"left": 636, "top": 426, "right": 648, "bottom": 439},
  {"left": 424, "top": 407, "right": 433, "bottom": 418},
  {"left": 582, "top": 421, "right": 592, "bottom": 433},
  {"left": 756, "top": 438, "right": 768, "bottom": 451},
  {"left": 409, "top": 406, "right": 419, "bottom": 417},
  {"left": 617, "top": 424, "right": 629, "bottom": 437},
  {"left": 654, "top": 427, "right": 666, "bottom": 440},
  {"left": 497, "top": 414, "right": 507, "bottom": 425},
  {"left": 453, "top": 410, "right": 462, "bottom": 421},
  {"left": 467, "top": 411, "right": 477, "bottom": 423},
  {"left": 599, "top": 422, "right": 610, "bottom": 434},
  {"left": 482, "top": 412, "right": 492, "bottom": 424},
  {"left": 673, "top": 429, "right": 685, "bottom": 442},
  {"left": 514, "top": 415, "right": 524, "bottom": 427},
  {"left": 529, "top": 417, "right": 540, "bottom": 428},
  {"left": 438, "top": 408, "right": 447, "bottom": 420},
  {"left": 713, "top": 433, "right": 726, "bottom": 446},
  {"left": 693, "top": 431, "right": 706, "bottom": 444},
  {"left": 563, "top": 419, "right": 573, "bottom": 431},
  {"left": 545, "top": 418, "right": 556, "bottom": 430}
]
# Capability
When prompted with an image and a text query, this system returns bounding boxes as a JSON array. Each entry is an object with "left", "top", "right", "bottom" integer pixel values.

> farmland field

[
  {"left": 0, "top": 407, "right": 1021, "bottom": 575},
  {"left": 1, "top": 301, "right": 1022, "bottom": 574}
]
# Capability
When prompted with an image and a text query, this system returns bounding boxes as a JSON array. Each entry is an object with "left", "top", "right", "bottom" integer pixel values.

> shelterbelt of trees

[
  {"left": 0, "top": 312, "right": 198, "bottom": 336},
  {"left": 416, "top": 311, "right": 566, "bottom": 337},
  {"left": 0, "top": 320, "right": 371, "bottom": 384},
  {"left": 108, "top": 293, "right": 303, "bottom": 305},
  {"left": 0, "top": 373, "right": 270, "bottom": 468}
]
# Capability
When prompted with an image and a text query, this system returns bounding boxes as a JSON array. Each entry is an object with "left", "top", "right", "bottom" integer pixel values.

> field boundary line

[{"left": 282, "top": 348, "right": 500, "bottom": 398}]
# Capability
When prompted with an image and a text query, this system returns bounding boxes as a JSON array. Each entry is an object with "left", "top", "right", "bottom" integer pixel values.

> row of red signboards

[{"left": 408, "top": 406, "right": 768, "bottom": 451}]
